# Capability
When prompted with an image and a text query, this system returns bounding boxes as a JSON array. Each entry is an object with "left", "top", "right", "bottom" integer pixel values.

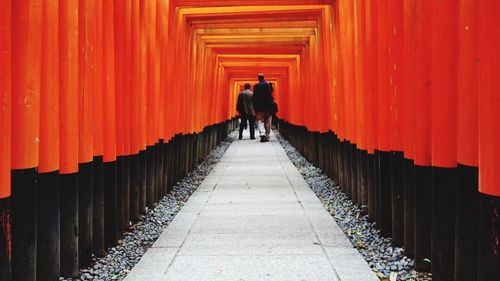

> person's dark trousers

[{"left": 239, "top": 115, "right": 256, "bottom": 139}]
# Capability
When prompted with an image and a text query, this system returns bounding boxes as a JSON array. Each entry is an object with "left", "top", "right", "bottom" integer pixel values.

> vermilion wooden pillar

[
  {"left": 455, "top": 1, "right": 479, "bottom": 280},
  {"left": 11, "top": 1, "right": 42, "bottom": 280},
  {"left": 413, "top": 0, "right": 432, "bottom": 272},
  {"left": 478, "top": 1, "right": 500, "bottom": 280},
  {"left": 0, "top": 0, "right": 11, "bottom": 280},
  {"left": 59, "top": 0, "right": 80, "bottom": 276},
  {"left": 38, "top": 0, "right": 60, "bottom": 279}
]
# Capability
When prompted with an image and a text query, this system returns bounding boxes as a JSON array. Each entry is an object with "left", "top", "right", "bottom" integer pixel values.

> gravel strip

[
  {"left": 276, "top": 131, "right": 432, "bottom": 281},
  {"left": 60, "top": 132, "right": 236, "bottom": 281}
]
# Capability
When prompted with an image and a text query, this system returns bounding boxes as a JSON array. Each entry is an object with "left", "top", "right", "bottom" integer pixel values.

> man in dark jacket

[
  {"left": 252, "top": 73, "right": 274, "bottom": 142},
  {"left": 236, "top": 83, "right": 256, "bottom": 140}
]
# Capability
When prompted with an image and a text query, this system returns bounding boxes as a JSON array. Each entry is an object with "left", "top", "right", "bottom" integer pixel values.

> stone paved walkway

[{"left": 124, "top": 131, "right": 378, "bottom": 281}]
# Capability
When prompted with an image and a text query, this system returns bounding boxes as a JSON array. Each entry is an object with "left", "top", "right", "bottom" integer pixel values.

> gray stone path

[{"left": 124, "top": 131, "right": 378, "bottom": 281}]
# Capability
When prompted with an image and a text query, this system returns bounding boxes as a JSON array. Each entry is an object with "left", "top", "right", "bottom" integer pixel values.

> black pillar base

[
  {"left": 414, "top": 165, "right": 432, "bottom": 272},
  {"left": 129, "top": 154, "right": 140, "bottom": 223},
  {"left": 156, "top": 142, "right": 164, "bottom": 200},
  {"left": 116, "top": 157, "right": 124, "bottom": 239},
  {"left": 367, "top": 153, "right": 376, "bottom": 221},
  {"left": 78, "top": 162, "right": 93, "bottom": 268},
  {"left": 350, "top": 143, "right": 358, "bottom": 205},
  {"left": 60, "top": 172, "right": 79, "bottom": 278},
  {"left": 123, "top": 156, "right": 130, "bottom": 230},
  {"left": 146, "top": 146, "right": 155, "bottom": 209},
  {"left": 431, "top": 167, "right": 457, "bottom": 281},
  {"left": 139, "top": 150, "right": 147, "bottom": 213},
  {"left": 92, "top": 156, "right": 105, "bottom": 257},
  {"left": 103, "top": 161, "right": 117, "bottom": 249},
  {"left": 11, "top": 168, "right": 37, "bottom": 281},
  {"left": 454, "top": 165, "right": 478, "bottom": 281},
  {"left": 377, "top": 150, "right": 392, "bottom": 237},
  {"left": 37, "top": 171, "right": 60, "bottom": 281},
  {"left": 0, "top": 197, "right": 11, "bottom": 281},
  {"left": 391, "top": 151, "right": 404, "bottom": 247},
  {"left": 403, "top": 158, "right": 415, "bottom": 258},
  {"left": 477, "top": 193, "right": 500, "bottom": 281},
  {"left": 344, "top": 142, "right": 352, "bottom": 198}
]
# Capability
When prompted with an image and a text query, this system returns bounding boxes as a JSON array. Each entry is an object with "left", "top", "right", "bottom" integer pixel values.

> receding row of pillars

[
  {"left": 278, "top": 120, "right": 499, "bottom": 281},
  {"left": 0, "top": 120, "right": 238, "bottom": 281}
]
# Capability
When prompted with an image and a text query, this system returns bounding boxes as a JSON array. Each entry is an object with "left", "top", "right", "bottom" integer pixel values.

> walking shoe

[
  {"left": 238, "top": 136, "right": 242, "bottom": 140},
  {"left": 260, "top": 135, "right": 266, "bottom": 142}
]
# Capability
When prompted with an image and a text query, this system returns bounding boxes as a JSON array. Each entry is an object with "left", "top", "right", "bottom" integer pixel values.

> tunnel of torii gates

[{"left": 0, "top": 0, "right": 499, "bottom": 280}]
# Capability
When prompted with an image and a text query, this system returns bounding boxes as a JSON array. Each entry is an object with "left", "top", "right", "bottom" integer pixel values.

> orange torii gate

[{"left": 0, "top": 1, "right": 499, "bottom": 281}]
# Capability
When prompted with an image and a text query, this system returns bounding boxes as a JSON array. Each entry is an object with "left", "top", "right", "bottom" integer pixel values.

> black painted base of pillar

[
  {"left": 377, "top": 150, "right": 392, "bottom": 238},
  {"left": 360, "top": 150, "right": 368, "bottom": 209},
  {"left": 403, "top": 158, "right": 415, "bottom": 258},
  {"left": 103, "top": 161, "right": 117, "bottom": 249},
  {"left": 116, "top": 157, "right": 124, "bottom": 239},
  {"left": 146, "top": 146, "right": 155, "bottom": 209},
  {"left": 60, "top": 172, "right": 79, "bottom": 278},
  {"left": 391, "top": 151, "right": 404, "bottom": 247},
  {"left": 414, "top": 165, "right": 432, "bottom": 272},
  {"left": 454, "top": 165, "right": 478, "bottom": 281},
  {"left": 156, "top": 142, "right": 164, "bottom": 200},
  {"left": 11, "top": 168, "right": 37, "bottom": 281},
  {"left": 78, "top": 162, "right": 93, "bottom": 267},
  {"left": 123, "top": 156, "right": 131, "bottom": 230},
  {"left": 92, "top": 156, "right": 105, "bottom": 257},
  {"left": 139, "top": 151, "right": 147, "bottom": 214},
  {"left": 37, "top": 171, "right": 60, "bottom": 280},
  {"left": 164, "top": 142, "right": 173, "bottom": 193},
  {"left": 129, "top": 154, "right": 140, "bottom": 223},
  {"left": 0, "top": 197, "right": 11, "bottom": 281},
  {"left": 477, "top": 193, "right": 500, "bottom": 281},
  {"left": 367, "top": 153, "right": 376, "bottom": 221},
  {"left": 431, "top": 167, "right": 457, "bottom": 281},
  {"left": 350, "top": 143, "right": 358, "bottom": 205}
]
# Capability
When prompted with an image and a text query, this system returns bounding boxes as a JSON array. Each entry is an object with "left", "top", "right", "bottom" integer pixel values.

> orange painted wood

[
  {"left": 430, "top": 0, "right": 458, "bottom": 168},
  {"left": 364, "top": 0, "right": 378, "bottom": 154},
  {"left": 388, "top": 0, "right": 404, "bottom": 153},
  {"left": 93, "top": 0, "right": 104, "bottom": 157},
  {"left": 102, "top": 0, "right": 117, "bottom": 163},
  {"left": 479, "top": 0, "right": 500, "bottom": 196},
  {"left": 0, "top": 0, "right": 11, "bottom": 198},
  {"left": 457, "top": 0, "right": 479, "bottom": 167},
  {"left": 139, "top": 0, "right": 147, "bottom": 150},
  {"left": 375, "top": 0, "right": 391, "bottom": 152},
  {"left": 130, "top": 0, "right": 140, "bottom": 154},
  {"left": 59, "top": 0, "right": 80, "bottom": 173},
  {"left": 39, "top": 0, "right": 60, "bottom": 173},
  {"left": 427, "top": 0, "right": 457, "bottom": 168},
  {"left": 146, "top": 0, "right": 157, "bottom": 146},
  {"left": 114, "top": 0, "right": 126, "bottom": 157},
  {"left": 413, "top": 0, "right": 432, "bottom": 166},
  {"left": 402, "top": 0, "right": 416, "bottom": 160},
  {"left": 79, "top": 0, "right": 96, "bottom": 164},
  {"left": 123, "top": 0, "right": 132, "bottom": 155},
  {"left": 11, "top": 0, "right": 42, "bottom": 170}
]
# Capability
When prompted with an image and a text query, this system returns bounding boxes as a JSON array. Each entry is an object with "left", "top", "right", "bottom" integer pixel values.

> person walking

[
  {"left": 252, "top": 73, "right": 274, "bottom": 142},
  {"left": 236, "top": 83, "right": 256, "bottom": 140}
]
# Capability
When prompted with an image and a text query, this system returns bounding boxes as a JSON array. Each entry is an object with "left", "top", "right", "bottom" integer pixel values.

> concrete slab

[
  {"left": 125, "top": 131, "right": 377, "bottom": 281},
  {"left": 189, "top": 215, "right": 313, "bottom": 234},
  {"left": 324, "top": 247, "right": 379, "bottom": 281},
  {"left": 162, "top": 255, "right": 340, "bottom": 281},
  {"left": 123, "top": 247, "right": 178, "bottom": 281},
  {"left": 201, "top": 202, "right": 305, "bottom": 216},
  {"left": 177, "top": 232, "right": 324, "bottom": 256}
]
